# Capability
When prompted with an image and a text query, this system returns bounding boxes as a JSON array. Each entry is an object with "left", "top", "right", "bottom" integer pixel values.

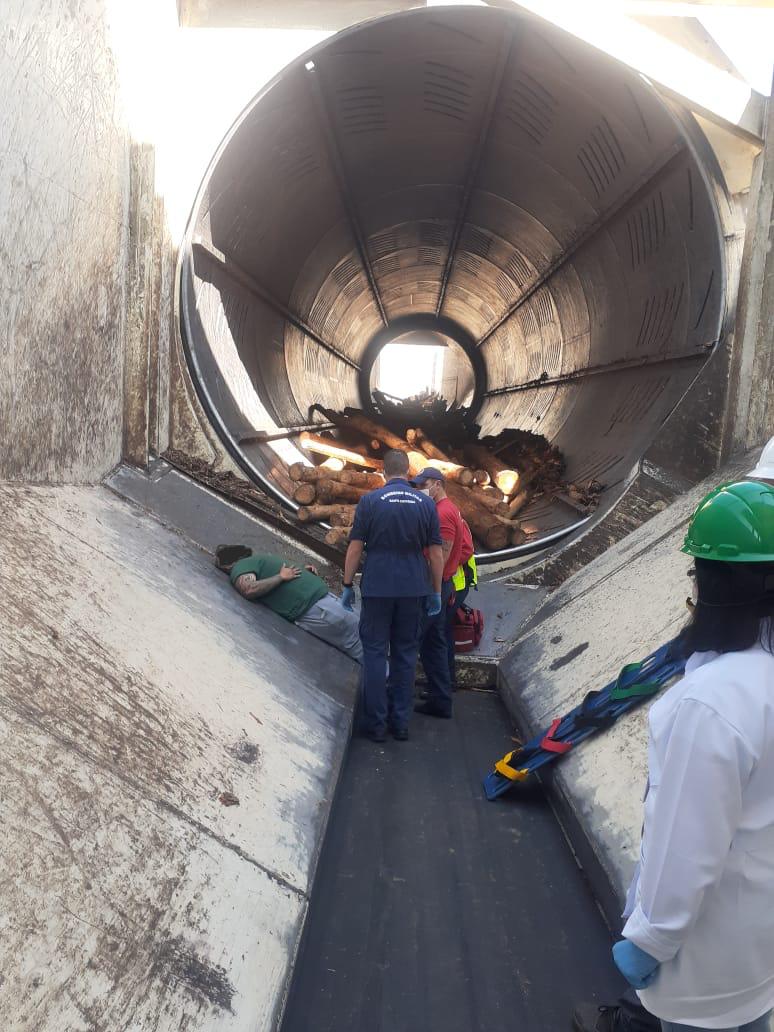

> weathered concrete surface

[
  {"left": 0, "top": 481, "right": 359, "bottom": 1030},
  {"left": 0, "top": 0, "right": 128, "bottom": 482},
  {"left": 499, "top": 451, "right": 755, "bottom": 918},
  {"left": 724, "top": 68, "right": 774, "bottom": 458},
  {"left": 106, "top": 459, "right": 341, "bottom": 586}
]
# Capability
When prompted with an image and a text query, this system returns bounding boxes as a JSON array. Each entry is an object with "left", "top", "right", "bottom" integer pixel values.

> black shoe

[
  {"left": 414, "top": 701, "right": 452, "bottom": 719},
  {"left": 391, "top": 727, "right": 409, "bottom": 741},
  {"left": 366, "top": 728, "right": 387, "bottom": 743},
  {"left": 572, "top": 1003, "right": 623, "bottom": 1032}
]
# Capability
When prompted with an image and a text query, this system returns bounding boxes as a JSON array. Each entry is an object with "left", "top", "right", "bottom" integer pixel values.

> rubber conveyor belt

[{"left": 282, "top": 690, "right": 626, "bottom": 1032}]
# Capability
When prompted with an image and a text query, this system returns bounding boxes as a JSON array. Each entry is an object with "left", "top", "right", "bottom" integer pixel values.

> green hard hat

[{"left": 682, "top": 481, "right": 774, "bottom": 562}]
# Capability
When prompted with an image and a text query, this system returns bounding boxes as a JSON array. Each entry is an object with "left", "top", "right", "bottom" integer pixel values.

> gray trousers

[{"left": 295, "top": 593, "right": 363, "bottom": 664}]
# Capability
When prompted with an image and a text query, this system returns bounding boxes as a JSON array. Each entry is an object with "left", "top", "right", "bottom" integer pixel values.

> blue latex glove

[
  {"left": 425, "top": 592, "right": 442, "bottom": 617},
  {"left": 341, "top": 586, "right": 356, "bottom": 611},
  {"left": 612, "top": 940, "right": 660, "bottom": 989}
]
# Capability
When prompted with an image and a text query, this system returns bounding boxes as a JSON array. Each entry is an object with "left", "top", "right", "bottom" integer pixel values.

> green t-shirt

[{"left": 229, "top": 555, "right": 328, "bottom": 623}]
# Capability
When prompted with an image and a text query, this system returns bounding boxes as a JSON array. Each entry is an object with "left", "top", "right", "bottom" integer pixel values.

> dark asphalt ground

[{"left": 282, "top": 689, "right": 625, "bottom": 1032}]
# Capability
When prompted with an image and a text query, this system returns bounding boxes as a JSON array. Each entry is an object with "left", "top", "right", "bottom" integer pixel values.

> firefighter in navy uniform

[{"left": 342, "top": 449, "right": 444, "bottom": 743}]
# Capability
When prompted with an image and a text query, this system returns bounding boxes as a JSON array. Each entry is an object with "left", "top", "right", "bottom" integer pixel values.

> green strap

[{"left": 610, "top": 661, "right": 663, "bottom": 701}]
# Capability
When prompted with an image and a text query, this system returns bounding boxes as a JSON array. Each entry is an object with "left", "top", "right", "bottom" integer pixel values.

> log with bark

[
  {"left": 463, "top": 443, "right": 520, "bottom": 497},
  {"left": 508, "top": 488, "right": 532, "bottom": 517},
  {"left": 440, "top": 482, "right": 509, "bottom": 550},
  {"left": 289, "top": 463, "right": 383, "bottom": 489},
  {"left": 405, "top": 451, "right": 474, "bottom": 485},
  {"left": 465, "top": 510, "right": 510, "bottom": 551},
  {"left": 317, "top": 407, "right": 408, "bottom": 452},
  {"left": 298, "top": 432, "right": 383, "bottom": 470},
  {"left": 444, "top": 480, "right": 509, "bottom": 518},
  {"left": 317, "top": 479, "right": 370, "bottom": 504},
  {"left": 324, "top": 527, "right": 352, "bottom": 548},
  {"left": 492, "top": 513, "right": 528, "bottom": 546},
  {"left": 465, "top": 484, "right": 510, "bottom": 517},
  {"left": 406, "top": 428, "right": 453, "bottom": 463},
  {"left": 329, "top": 507, "right": 357, "bottom": 527},
  {"left": 292, "top": 483, "right": 317, "bottom": 505},
  {"left": 296, "top": 503, "right": 358, "bottom": 524}
]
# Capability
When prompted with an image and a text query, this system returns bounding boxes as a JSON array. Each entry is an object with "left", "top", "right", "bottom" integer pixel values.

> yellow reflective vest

[{"left": 452, "top": 554, "right": 478, "bottom": 592}]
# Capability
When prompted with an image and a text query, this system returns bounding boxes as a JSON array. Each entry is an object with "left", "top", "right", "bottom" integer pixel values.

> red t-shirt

[
  {"left": 436, "top": 497, "right": 464, "bottom": 582},
  {"left": 459, "top": 518, "right": 474, "bottom": 565}
]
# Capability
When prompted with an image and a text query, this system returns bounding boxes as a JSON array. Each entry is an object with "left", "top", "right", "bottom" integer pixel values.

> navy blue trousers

[
  {"left": 360, "top": 596, "right": 423, "bottom": 734},
  {"left": 445, "top": 585, "right": 468, "bottom": 688},
  {"left": 418, "top": 580, "right": 454, "bottom": 715}
]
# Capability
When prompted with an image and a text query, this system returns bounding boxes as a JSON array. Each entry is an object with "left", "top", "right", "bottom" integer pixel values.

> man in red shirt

[
  {"left": 448, "top": 517, "right": 476, "bottom": 687},
  {"left": 412, "top": 468, "right": 464, "bottom": 718}
]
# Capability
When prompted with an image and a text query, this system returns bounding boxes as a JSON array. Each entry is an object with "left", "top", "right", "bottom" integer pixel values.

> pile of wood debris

[{"left": 287, "top": 405, "right": 603, "bottom": 552}]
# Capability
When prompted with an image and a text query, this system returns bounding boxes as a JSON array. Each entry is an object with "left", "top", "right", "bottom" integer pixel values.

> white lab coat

[{"left": 623, "top": 644, "right": 774, "bottom": 1028}]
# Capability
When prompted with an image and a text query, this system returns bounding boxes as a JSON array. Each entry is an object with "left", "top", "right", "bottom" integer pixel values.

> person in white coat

[{"left": 612, "top": 480, "right": 774, "bottom": 1032}]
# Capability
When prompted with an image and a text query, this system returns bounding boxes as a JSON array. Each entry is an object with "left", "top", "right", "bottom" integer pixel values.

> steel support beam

[
  {"left": 435, "top": 29, "right": 514, "bottom": 317},
  {"left": 192, "top": 240, "right": 361, "bottom": 371},
  {"left": 305, "top": 64, "right": 389, "bottom": 327},
  {"left": 478, "top": 141, "right": 687, "bottom": 347},
  {"left": 484, "top": 345, "right": 712, "bottom": 397}
]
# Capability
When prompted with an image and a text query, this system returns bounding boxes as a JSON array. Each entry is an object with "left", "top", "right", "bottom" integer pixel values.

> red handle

[{"left": 540, "top": 718, "right": 573, "bottom": 755}]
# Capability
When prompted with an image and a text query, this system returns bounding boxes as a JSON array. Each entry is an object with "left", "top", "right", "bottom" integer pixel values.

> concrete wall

[
  {"left": 0, "top": 0, "right": 129, "bottom": 482},
  {"left": 498, "top": 451, "right": 755, "bottom": 918},
  {"left": 724, "top": 78, "right": 774, "bottom": 458},
  {"left": 0, "top": 479, "right": 358, "bottom": 1030}
]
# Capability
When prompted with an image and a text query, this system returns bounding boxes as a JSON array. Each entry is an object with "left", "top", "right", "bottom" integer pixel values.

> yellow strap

[
  {"left": 452, "top": 557, "right": 478, "bottom": 590},
  {"left": 494, "top": 756, "right": 529, "bottom": 782},
  {"left": 467, "top": 556, "right": 478, "bottom": 586}
]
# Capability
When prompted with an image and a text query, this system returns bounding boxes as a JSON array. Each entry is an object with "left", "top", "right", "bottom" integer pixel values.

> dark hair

[
  {"left": 215, "top": 544, "right": 253, "bottom": 570},
  {"left": 679, "top": 558, "right": 774, "bottom": 657},
  {"left": 383, "top": 449, "right": 410, "bottom": 478}
]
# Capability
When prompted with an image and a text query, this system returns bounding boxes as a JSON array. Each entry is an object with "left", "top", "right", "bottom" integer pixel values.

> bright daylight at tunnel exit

[{"left": 2, "top": 1, "right": 774, "bottom": 1031}]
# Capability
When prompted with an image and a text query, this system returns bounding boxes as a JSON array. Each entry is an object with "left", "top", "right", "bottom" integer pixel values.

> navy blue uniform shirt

[{"left": 350, "top": 478, "right": 442, "bottom": 598}]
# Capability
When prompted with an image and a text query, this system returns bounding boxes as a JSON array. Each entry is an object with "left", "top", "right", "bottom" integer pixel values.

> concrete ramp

[
  {"left": 0, "top": 482, "right": 359, "bottom": 1030},
  {"left": 498, "top": 451, "right": 755, "bottom": 919}
]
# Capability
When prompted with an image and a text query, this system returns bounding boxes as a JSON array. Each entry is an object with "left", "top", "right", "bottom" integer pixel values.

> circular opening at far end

[{"left": 369, "top": 330, "right": 476, "bottom": 413}]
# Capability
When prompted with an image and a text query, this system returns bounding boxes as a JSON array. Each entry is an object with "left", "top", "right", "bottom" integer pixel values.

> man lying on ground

[{"left": 215, "top": 545, "right": 362, "bottom": 663}]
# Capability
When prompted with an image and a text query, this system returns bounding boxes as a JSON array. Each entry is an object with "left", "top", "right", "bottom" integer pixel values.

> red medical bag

[{"left": 453, "top": 605, "right": 484, "bottom": 653}]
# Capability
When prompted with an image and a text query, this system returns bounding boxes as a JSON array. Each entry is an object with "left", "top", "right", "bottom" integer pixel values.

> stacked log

[
  {"left": 298, "top": 432, "right": 383, "bottom": 470},
  {"left": 406, "top": 428, "right": 452, "bottom": 463},
  {"left": 297, "top": 504, "right": 356, "bottom": 524},
  {"left": 289, "top": 464, "right": 383, "bottom": 489},
  {"left": 292, "top": 483, "right": 317, "bottom": 505},
  {"left": 329, "top": 508, "right": 357, "bottom": 527},
  {"left": 318, "top": 407, "right": 408, "bottom": 452},
  {"left": 508, "top": 488, "right": 531, "bottom": 517},
  {"left": 317, "top": 480, "right": 370, "bottom": 504},
  {"left": 464, "top": 484, "right": 510, "bottom": 517},
  {"left": 463, "top": 444, "right": 520, "bottom": 497},
  {"left": 289, "top": 463, "right": 382, "bottom": 513},
  {"left": 324, "top": 527, "right": 353, "bottom": 548},
  {"left": 443, "top": 481, "right": 511, "bottom": 551},
  {"left": 280, "top": 407, "right": 598, "bottom": 551}
]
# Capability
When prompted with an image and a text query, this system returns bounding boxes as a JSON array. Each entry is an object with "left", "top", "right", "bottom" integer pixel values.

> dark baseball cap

[{"left": 412, "top": 467, "right": 445, "bottom": 486}]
